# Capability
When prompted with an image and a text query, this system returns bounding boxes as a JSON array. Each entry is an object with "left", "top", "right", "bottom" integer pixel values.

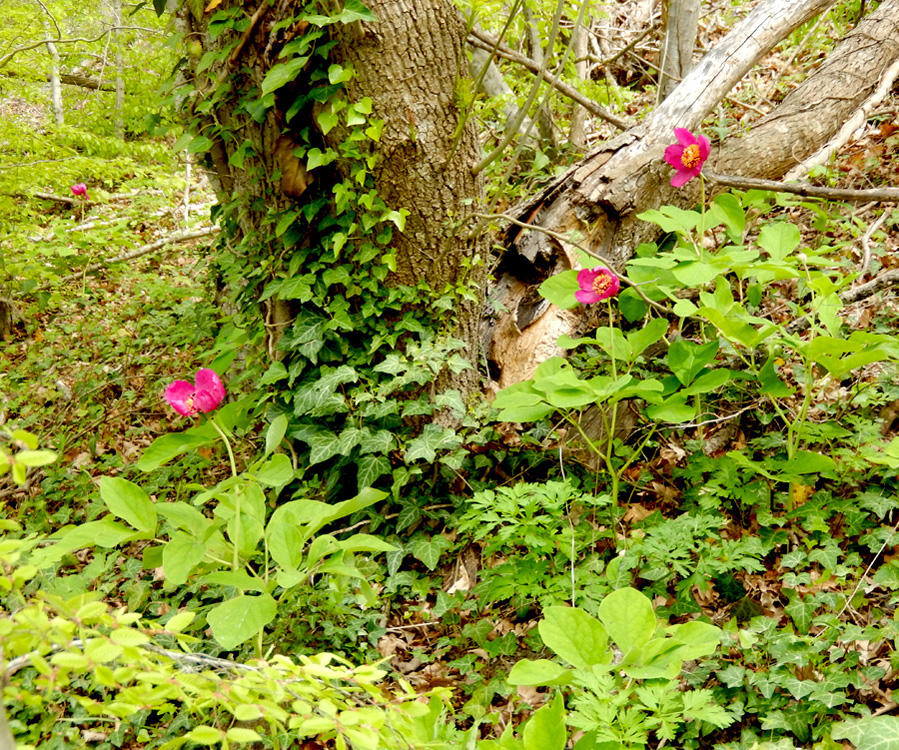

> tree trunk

[
  {"left": 175, "top": 0, "right": 487, "bottom": 371},
  {"left": 657, "top": 0, "right": 700, "bottom": 102},
  {"left": 325, "top": 0, "right": 485, "bottom": 290},
  {"left": 40, "top": 13, "right": 64, "bottom": 126}
]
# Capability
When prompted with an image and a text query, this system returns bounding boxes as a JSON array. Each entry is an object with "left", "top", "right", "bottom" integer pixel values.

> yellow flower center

[
  {"left": 593, "top": 275, "right": 613, "bottom": 295},
  {"left": 681, "top": 144, "right": 701, "bottom": 169}
]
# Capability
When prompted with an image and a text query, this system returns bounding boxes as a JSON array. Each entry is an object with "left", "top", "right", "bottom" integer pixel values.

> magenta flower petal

[
  {"left": 664, "top": 129, "right": 709, "bottom": 187},
  {"left": 576, "top": 267, "right": 620, "bottom": 304},
  {"left": 70, "top": 183, "right": 88, "bottom": 198},
  {"left": 164, "top": 369, "right": 226, "bottom": 417},
  {"left": 194, "top": 369, "right": 225, "bottom": 412},
  {"left": 165, "top": 380, "right": 198, "bottom": 416},
  {"left": 673, "top": 127, "right": 694, "bottom": 146}
]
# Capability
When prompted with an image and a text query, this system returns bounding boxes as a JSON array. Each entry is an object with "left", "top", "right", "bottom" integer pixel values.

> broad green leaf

[
  {"left": 184, "top": 725, "right": 224, "bottom": 744},
  {"left": 539, "top": 607, "right": 609, "bottom": 669},
  {"left": 207, "top": 593, "right": 277, "bottom": 650},
  {"left": 265, "top": 414, "right": 289, "bottom": 456},
  {"left": 29, "top": 519, "right": 141, "bottom": 568},
  {"left": 627, "top": 317, "right": 668, "bottom": 360},
  {"left": 712, "top": 192, "right": 746, "bottom": 243},
  {"left": 758, "top": 222, "right": 800, "bottom": 261},
  {"left": 337, "top": 533, "right": 398, "bottom": 554},
  {"left": 637, "top": 206, "right": 700, "bottom": 235},
  {"left": 494, "top": 382, "right": 553, "bottom": 423},
  {"left": 598, "top": 587, "right": 656, "bottom": 654},
  {"left": 665, "top": 620, "right": 722, "bottom": 660},
  {"left": 100, "top": 476, "right": 157, "bottom": 533},
  {"left": 165, "top": 611, "right": 196, "bottom": 633},
  {"left": 137, "top": 430, "right": 216, "bottom": 471},
  {"left": 162, "top": 532, "right": 206, "bottom": 586},
  {"left": 759, "top": 357, "right": 793, "bottom": 397},
  {"left": 226, "top": 727, "right": 264, "bottom": 743},
  {"left": 223, "top": 482, "right": 267, "bottom": 558},
  {"left": 202, "top": 570, "right": 268, "bottom": 593},
  {"left": 507, "top": 659, "right": 573, "bottom": 686},
  {"left": 668, "top": 339, "right": 718, "bottom": 386},
  {"left": 523, "top": 693, "right": 566, "bottom": 750},
  {"left": 251, "top": 453, "right": 294, "bottom": 488},
  {"left": 538, "top": 270, "right": 579, "bottom": 309},
  {"left": 306, "top": 534, "right": 339, "bottom": 566},
  {"left": 680, "top": 368, "right": 731, "bottom": 396},
  {"left": 593, "top": 327, "right": 630, "bottom": 363},
  {"left": 645, "top": 394, "right": 695, "bottom": 423},
  {"left": 672, "top": 260, "right": 720, "bottom": 286},
  {"left": 13, "top": 449, "right": 57, "bottom": 467}
]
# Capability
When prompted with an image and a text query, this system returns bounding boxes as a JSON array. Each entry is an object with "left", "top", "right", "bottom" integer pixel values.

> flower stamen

[
  {"left": 681, "top": 144, "right": 701, "bottom": 169},
  {"left": 593, "top": 275, "right": 613, "bottom": 295}
]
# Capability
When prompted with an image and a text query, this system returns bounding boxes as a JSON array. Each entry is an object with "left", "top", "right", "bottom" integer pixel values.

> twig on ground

[
  {"left": 859, "top": 208, "right": 889, "bottom": 274},
  {"left": 27, "top": 227, "right": 219, "bottom": 293}
]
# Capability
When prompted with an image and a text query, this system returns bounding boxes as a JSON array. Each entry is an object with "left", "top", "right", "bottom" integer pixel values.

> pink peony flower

[
  {"left": 70, "top": 183, "right": 88, "bottom": 199},
  {"left": 165, "top": 368, "right": 225, "bottom": 416},
  {"left": 663, "top": 128, "right": 710, "bottom": 187},
  {"left": 575, "top": 267, "right": 620, "bottom": 303}
]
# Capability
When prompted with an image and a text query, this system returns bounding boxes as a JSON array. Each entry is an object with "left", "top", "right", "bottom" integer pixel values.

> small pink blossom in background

[
  {"left": 70, "top": 183, "right": 88, "bottom": 199},
  {"left": 165, "top": 368, "right": 225, "bottom": 416},
  {"left": 575, "top": 267, "right": 620, "bottom": 304},
  {"left": 663, "top": 128, "right": 710, "bottom": 187}
]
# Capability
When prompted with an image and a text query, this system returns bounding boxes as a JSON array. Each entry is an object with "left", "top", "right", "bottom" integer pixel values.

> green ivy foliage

[{"left": 168, "top": 0, "right": 489, "bottom": 504}]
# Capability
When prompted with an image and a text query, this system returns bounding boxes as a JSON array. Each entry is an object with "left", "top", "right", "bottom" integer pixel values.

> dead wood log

[{"left": 487, "top": 0, "right": 899, "bottom": 389}]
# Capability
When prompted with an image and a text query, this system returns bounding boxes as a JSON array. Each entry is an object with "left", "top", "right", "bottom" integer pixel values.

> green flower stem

[
  {"left": 209, "top": 415, "right": 240, "bottom": 569},
  {"left": 209, "top": 416, "right": 238, "bottom": 478}
]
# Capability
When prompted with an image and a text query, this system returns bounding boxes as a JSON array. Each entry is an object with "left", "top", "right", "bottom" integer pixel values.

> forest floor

[{"left": 4, "top": 73, "right": 899, "bottom": 748}]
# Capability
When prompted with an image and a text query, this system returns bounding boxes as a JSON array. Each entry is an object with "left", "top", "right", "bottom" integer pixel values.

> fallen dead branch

[
  {"left": 705, "top": 171, "right": 899, "bottom": 203},
  {"left": 27, "top": 227, "right": 219, "bottom": 293}
]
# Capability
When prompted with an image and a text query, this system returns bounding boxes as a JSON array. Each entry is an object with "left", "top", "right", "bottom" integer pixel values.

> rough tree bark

[{"left": 487, "top": 0, "right": 899, "bottom": 387}]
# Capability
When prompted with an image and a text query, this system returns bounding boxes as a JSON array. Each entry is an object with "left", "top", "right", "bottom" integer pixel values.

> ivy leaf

[
  {"left": 832, "top": 717, "right": 899, "bottom": 749},
  {"left": 395, "top": 503, "right": 421, "bottom": 533},
  {"left": 357, "top": 454, "right": 391, "bottom": 488},
  {"left": 307, "top": 433, "right": 341, "bottom": 466},
  {"left": 358, "top": 429, "right": 394, "bottom": 455},
  {"left": 335, "top": 0, "right": 377, "bottom": 23},
  {"left": 405, "top": 424, "right": 461, "bottom": 463},
  {"left": 410, "top": 534, "right": 451, "bottom": 570},
  {"left": 261, "top": 56, "right": 311, "bottom": 97}
]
